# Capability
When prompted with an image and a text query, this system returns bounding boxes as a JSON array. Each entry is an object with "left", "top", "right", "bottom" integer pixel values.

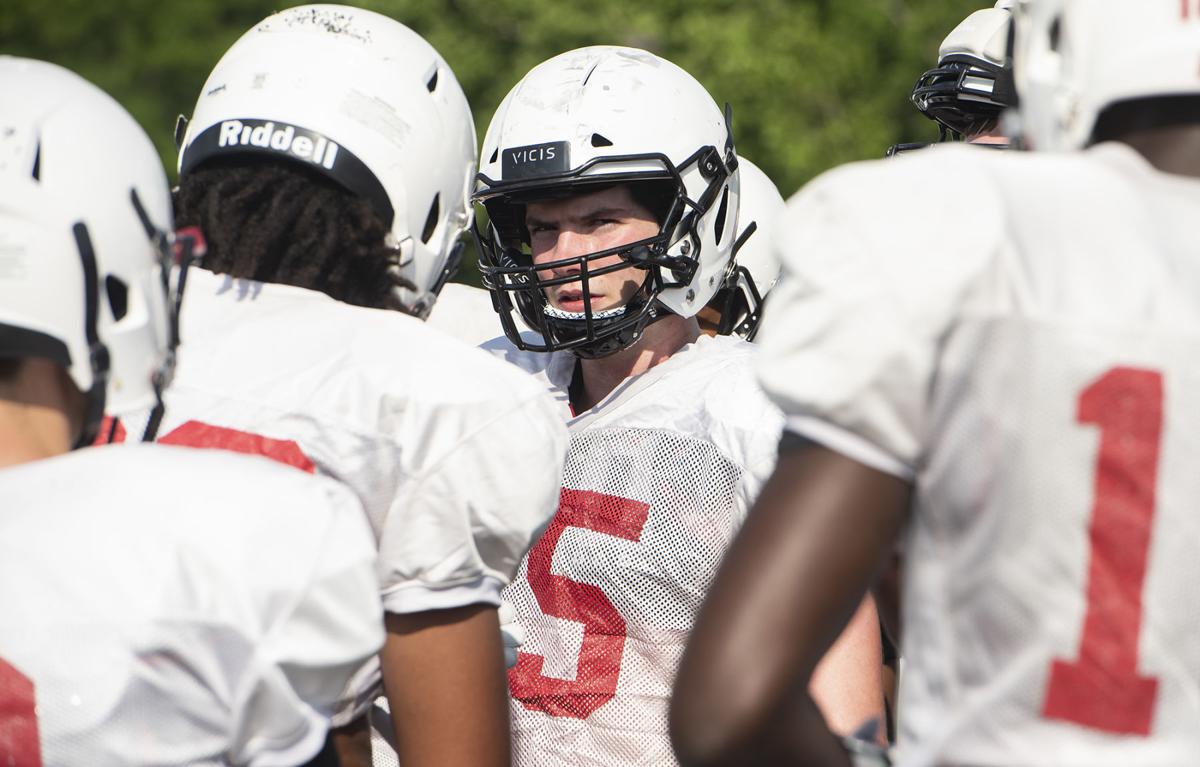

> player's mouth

[{"left": 555, "top": 288, "right": 598, "bottom": 314}]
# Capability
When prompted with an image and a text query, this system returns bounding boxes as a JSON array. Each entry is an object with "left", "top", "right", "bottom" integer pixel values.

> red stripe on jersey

[{"left": 159, "top": 420, "right": 316, "bottom": 474}]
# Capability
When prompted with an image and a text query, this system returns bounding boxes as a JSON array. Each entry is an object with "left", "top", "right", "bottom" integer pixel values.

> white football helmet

[
  {"left": 177, "top": 4, "right": 476, "bottom": 318},
  {"left": 709, "top": 156, "right": 784, "bottom": 340},
  {"left": 0, "top": 57, "right": 174, "bottom": 446},
  {"left": 911, "top": 1, "right": 1016, "bottom": 140},
  {"left": 1013, "top": 0, "right": 1200, "bottom": 152},
  {"left": 474, "top": 46, "right": 740, "bottom": 358}
]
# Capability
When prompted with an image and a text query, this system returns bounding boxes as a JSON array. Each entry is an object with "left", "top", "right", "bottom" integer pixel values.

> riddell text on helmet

[{"left": 217, "top": 119, "right": 339, "bottom": 170}]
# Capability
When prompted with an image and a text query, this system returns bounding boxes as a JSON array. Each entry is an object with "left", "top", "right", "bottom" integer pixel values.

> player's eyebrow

[
  {"left": 525, "top": 212, "right": 557, "bottom": 230},
  {"left": 584, "top": 206, "right": 638, "bottom": 220},
  {"left": 527, "top": 206, "right": 639, "bottom": 229}
]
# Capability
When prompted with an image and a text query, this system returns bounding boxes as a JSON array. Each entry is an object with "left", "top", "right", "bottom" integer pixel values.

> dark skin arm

[
  {"left": 381, "top": 604, "right": 511, "bottom": 767},
  {"left": 671, "top": 441, "right": 911, "bottom": 767},
  {"left": 330, "top": 716, "right": 371, "bottom": 767}
]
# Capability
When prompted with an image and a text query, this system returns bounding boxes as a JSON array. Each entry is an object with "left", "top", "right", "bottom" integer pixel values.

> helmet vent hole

[
  {"left": 421, "top": 193, "right": 440, "bottom": 244},
  {"left": 489, "top": 147, "right": 499, "bottom": 164},
  {"left": 105, "top": 276, "right": 128, "bottom": 321},
  {"left": 713, "top": 187, "right": 729, "bottom": 245},
  {"left": 1049, "top": 17, "right": 1062, "bottom": 51},
  {"left": 591, "top": 133, "right": 613, "bottom": 148},
  {"left": 427, "top": 69, "right": 439, "bottom": 93},
  {"left": 31, "top": 142, "right": 40, "bottom": 181}
]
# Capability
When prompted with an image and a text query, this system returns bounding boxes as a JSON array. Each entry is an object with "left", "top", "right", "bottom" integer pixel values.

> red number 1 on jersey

[{"left": 1042, "top": 367, "right": 1163, "bottom": 735}]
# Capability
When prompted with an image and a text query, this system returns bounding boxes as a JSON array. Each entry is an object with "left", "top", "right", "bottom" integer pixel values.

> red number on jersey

[
  {"left": 1042, "top": 367, "right": 1163, "bottom": 735},
  {"left": 509, "top": 488, "right": 650, "bottom": 719},
  {"left": 158, "top": 421, "right": 316, "bottom": 474},
  {"left": 0, "top": 657, "right": 43, "bottom": 767}
]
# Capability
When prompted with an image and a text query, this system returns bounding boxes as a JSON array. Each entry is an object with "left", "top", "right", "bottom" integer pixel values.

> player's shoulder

[
  {"left": 424, "top": 282, "right": 512, "bottom": 347},
  {"left": 597, "top": 334, "right": 781, "bottom": 447},
  {"left": 80, "top": 443, "right": 354, "bottom": 506},
  {"left": 0, "top": 444, "right": 364, "bottom": 551},
  {"left": 791, "top": 142, "right": 1126, "bottom": 227},
  {"left": 399, "top": 320, "right": 565, "bottom": 408},
  {"left": 193, "top": 270, "right": 556, "bottom": 413},
  {"left": 480, "top": 334, "right": 576, "bottom": 391},
  {"left": 783, "top": 144, "right": 1005, "bottom": 244},
  {"left": 683, "top": 334, "right": 782, "bottom": 426}
]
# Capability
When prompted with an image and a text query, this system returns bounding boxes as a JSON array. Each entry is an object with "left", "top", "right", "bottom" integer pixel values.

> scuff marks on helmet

[{"left": 259, "top": 7, "right": 374, "bottom": 44}]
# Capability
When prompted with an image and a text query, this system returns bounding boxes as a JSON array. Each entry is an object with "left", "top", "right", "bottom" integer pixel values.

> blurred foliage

[{"left": 2, "top": 0, "right": 985, "bottom": 282}]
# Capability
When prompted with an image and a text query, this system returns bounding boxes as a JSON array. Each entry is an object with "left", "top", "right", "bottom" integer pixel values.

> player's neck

[
  {"left": 0, "top": 361, "right": 81, "bottom": 469},
  {"left": 572, "top": 314, "right": 699, "bottom": 412},
  {"left": 1091, "top": 99, "right": 1200, "bottom": 179},
  {"left": 1115, "top": 125, "right": 1200, "bottom": 179}
]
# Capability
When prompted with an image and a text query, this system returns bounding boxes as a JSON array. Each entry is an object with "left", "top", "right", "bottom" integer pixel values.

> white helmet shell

[
  {"left": 0, "top": 57, "right": 173, "bottom": 441},
  {"left": 178, "top": 5, "right": 476, "bottom": 317},
  {"left": 709, "top": 156, "right": 786, "bottom": 340},
  {"left": 940, "top": 1, "right": 1014, "bottom": 67},
  {"left": 1013, "top": 0, "right": 1200, "bottom": 152},
  {"left": 731, "top": 157, "right": 784, "bottom": 301},
  {"left": 474, "top": 46, "right": 739, "bottom": 356}
]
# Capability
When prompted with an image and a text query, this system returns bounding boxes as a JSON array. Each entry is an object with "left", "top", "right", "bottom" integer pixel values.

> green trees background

[{"left": 2, "top": 0, "right": 983, "bottom": 279}]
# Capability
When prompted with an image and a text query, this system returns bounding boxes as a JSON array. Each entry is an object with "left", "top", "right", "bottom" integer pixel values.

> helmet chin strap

[{"left": 70, "top": 222, "right": 110, "bottom": 450}]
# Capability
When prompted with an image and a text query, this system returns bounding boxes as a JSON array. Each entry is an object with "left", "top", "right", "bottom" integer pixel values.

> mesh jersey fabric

[
  {"left": 757, "top": 142, "right": 1200, "bottom": 766},
  {"left": 0, "top": 444, "right": 382, "bottom": 766},
  {"left": 485, "top": 333, "right": 783, "bottom": 766},
  {"left": 130, "top": 267, "right": 568, "bottom": 723}
]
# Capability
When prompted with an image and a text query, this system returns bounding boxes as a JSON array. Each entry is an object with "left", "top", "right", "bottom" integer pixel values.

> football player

[
  {"left": 151, "top": 6, "right": 569, "bottom": 766},
  {"left": 887, "top": 0, "right": 1015, "bottom": 156},
  {"left": 474, "top": 46, "right": 886, "bottom": 766},
  {"left": 0, "top": 57, "right": 382, "bottom": 765},
  {"left": 672, "top": 1, "right": 1200, "bottom": 765}
]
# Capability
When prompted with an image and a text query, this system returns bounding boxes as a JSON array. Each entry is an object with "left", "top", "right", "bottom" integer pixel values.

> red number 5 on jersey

[
  {"left": 1042, "top": 367, "right": 1163, "bottom": 735},
  {"left": 509, "top": 488, "right": 650, "bottom": 719},
  {"left": 0, "top": 657, "right": 42, "bottom": 767}
]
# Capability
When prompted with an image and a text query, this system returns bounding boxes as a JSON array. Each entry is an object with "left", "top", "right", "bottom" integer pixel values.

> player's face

[{"left": 526, "top": 185, "right": 656, "bottom": 314}]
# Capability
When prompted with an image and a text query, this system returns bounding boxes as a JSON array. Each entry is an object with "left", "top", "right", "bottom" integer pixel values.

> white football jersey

[
  {"left": 0, "top": 444, "right": 382, "bottom": 766},
  {"left": 424, "top": 282, "right": 505, "bottom": 345},
  {"left": 758, "top": 142, "right": 1200, "bottom": 766},
  {"left": 425, "top": 281, "right": 538, "bottom": 346},
  {"left": 124, "top": 267, "right": 568, "bottom": 722},
  {"left": 486, "top": 333, "right": 783, "bottom": 766}
]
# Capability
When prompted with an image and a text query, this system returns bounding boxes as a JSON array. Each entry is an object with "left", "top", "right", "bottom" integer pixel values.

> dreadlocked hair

[{"left": 174, "top": 156, "right": 415, "bottom": 313}]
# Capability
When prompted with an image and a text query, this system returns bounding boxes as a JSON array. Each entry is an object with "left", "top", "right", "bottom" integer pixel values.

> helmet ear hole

[
  {"left": 713, "top": 187, "right": 729, "bottom": 245},
  {"left": 421, "top": 193, "right": 441, "bottom": 244},
  {"left": 106, "top": 275, "right": 129, "bottom": 321},
  {"left": 591, "top": 133, "right": 614, "bottom": 148}
]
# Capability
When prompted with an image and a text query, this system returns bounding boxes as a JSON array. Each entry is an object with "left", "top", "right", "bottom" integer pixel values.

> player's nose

[{"left": 544, "top": 230, "right": 590, "bottom": 276}]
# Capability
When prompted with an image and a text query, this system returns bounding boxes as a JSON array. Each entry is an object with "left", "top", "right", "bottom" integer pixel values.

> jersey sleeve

[
  {"left": 229, "top": 476, "right": 384, "bottom": 766},
  {"left": 376, "top": 379, "right": 568, "bottom": 615},
  {"left": 755, "top": 150, "right": 1003, "bottom": 478}
]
